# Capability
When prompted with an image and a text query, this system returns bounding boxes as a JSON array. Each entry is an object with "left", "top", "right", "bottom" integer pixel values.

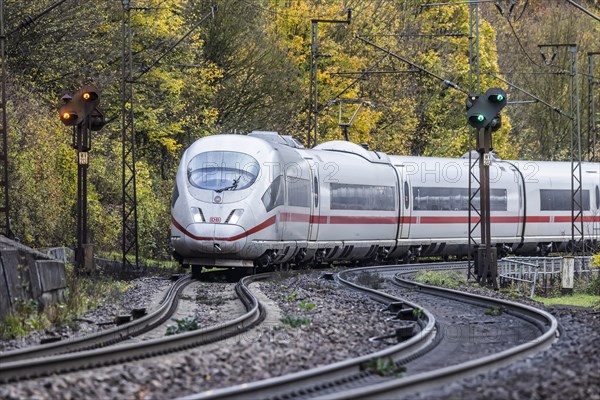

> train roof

[
  {"left": 313, "top": 140, "right": 391, "bottom": 164},
  {"left": 247, "top": 131, "right": 305, "bottom": 149}
]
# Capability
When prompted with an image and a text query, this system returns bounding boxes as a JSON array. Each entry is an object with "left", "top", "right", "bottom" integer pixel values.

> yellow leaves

[{"left": 202, "top": 107, "right": 220, "bottom": 127}]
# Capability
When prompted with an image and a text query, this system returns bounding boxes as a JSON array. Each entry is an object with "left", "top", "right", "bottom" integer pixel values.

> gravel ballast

[
  {"left": 0, "top": 270, "right": 398, "bottom": 399},
  {"left": 400, "top": 274, "right": 600, "bottom": 400},
  {"left": 0, "top": 269, "right": 598, "bottom": 399}
]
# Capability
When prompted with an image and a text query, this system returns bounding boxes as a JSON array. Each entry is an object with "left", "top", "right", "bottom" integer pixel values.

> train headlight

[
  {"left": 225, "top": 209, "right": 244, "bottom": 225},
  {"left": 191, "top": 207, "right": 205, "bottom": 223}
]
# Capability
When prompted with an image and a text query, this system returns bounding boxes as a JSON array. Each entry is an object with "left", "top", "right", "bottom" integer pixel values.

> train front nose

[{"left": 184, "top": 223, "right": 247, "bottom": 254}]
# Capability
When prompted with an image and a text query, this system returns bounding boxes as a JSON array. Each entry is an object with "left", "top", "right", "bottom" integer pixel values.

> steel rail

[
  {"left": 181, "top": 268, "right": 438, "bottom": 400},
  {"left": 0, "top": 275, "right": 192, "bottom": 363},
  {"left": 324, "top": 265, "right": 559, "bottom": 399},
  {"left": 0, "top": 273, "right": 267, "bottom": 382},
  {"left": 182, "top": 262, "right": 558, "bottom": 399}
]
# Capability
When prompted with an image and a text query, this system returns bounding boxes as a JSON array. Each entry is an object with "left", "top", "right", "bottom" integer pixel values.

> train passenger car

[{"left": 170, "top": 131, "right": 600, "bottom": 274}]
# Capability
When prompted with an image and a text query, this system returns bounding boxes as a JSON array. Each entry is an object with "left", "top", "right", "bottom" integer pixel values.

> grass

[
  {"left": 360, "top": 357, "right": 406, "bottom": 377},
  {"left": 0, "top": 264, "right": 132, "bottom": 340},
  {"left": 534, "top": 294, "right": 600, "bottom": 308},
  {"left": 414, "top": 270, "right": 467, "bottom": 289},
  {"left": 485, "top": 306, "right": 503, "bottom": 316},
  {"left": 97, "top": 251, "right": 179, "bottom": 269}
]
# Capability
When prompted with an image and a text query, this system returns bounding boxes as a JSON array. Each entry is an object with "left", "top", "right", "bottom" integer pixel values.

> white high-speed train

[{"left": 170, "top": 131, "right": 600, "bottom": 274}]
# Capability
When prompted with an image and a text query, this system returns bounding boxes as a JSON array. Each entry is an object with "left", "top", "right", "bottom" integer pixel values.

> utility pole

[
  {"left": 307, "top": 9, "right": 351, "bottom": 148},
  {"left": 588, "top": 52, "right": 599, "bottom": 162},
  {"left": 120, "top": 2, "right": 215, "bottom": 270},
  {"left": 419, "top": 0, "right": 482, "bottom": 280},
  {"left": 467, "top": 0, "right": 481, "bottom": 281},
  {"left": 539, "top": 43, "right": 585, "bottom": 255},
  {"left": 0, "top": 0, "right": 10, "bottom": 238},
  {"left": 121, "top": 0, "right": 139, "bottom": 271}
]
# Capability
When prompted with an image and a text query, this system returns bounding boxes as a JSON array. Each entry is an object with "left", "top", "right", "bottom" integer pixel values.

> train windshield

[{"left": 187, "top": 151, "right": 260, "bottom": 192}]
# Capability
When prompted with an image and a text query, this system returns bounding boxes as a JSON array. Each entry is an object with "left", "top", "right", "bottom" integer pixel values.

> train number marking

[{"left": 210, "top": 217, "right": 221, "bottom": 223}]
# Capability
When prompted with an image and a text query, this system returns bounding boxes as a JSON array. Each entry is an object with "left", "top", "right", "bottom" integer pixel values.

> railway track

[
  {"left": 0, "top": 273, "right": 268, "bottom": 383},
  {"left": 0, "top": 274, "right": 192, "bottom": 363},
  {"left": 182, "top": 262, "right": 558, "bottom": 399}
]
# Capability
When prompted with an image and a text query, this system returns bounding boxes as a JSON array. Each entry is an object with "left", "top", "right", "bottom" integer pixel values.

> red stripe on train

[
  {"left": 554, "top": 215, "right": 600, "bottom": 223},
  {"left": 329, "top": 216, "right": 398, "bottom": 224},
  {"left": 173, "top": 212, "right": 600, "bottom": 242},
  {"left": 171, "top": 216, "right": 276, "bottom": 241}
]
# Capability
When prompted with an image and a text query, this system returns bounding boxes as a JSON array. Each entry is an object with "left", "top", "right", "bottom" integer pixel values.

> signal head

[
  {"left": 80, "top": 86, "right": 99, "bottom": 107},
  {"left": 467, "top": 113, "right": 487, "bottom": 129},
  {"left": 58, "top": 85, "right": 101, "bottom": 127},
  {"left": 466, "top": 87, "right": 507, "bottom": 129},
  {"left": 485, "top": 88, "right": 507, "bottom": 106},
  {"left": 59, "top": 108, "right": 79, "bottom": 126},
  {"left": 82, "top": 91, "right": 98, "bottom": 102}
]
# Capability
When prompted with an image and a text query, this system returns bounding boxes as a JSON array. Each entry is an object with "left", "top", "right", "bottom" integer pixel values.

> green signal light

[
  {"left": 495, "top": 94, "right": 504, "bottom": 102},
  {"left": 477, "top": 115, "right": 485, "bottom": 122}
]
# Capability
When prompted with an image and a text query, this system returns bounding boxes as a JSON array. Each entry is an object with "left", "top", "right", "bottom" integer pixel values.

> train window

[
  {"left": 261, "top": 176, "right": 284, "bottom": 212},
  {"left": 489, "top": 189, "right": 508, "bottom": 211},
  {"left": 540, "top": 189, "right": 590, "bottom": 211},
  {"left": 287, "top": 177, "right": 310, "bottom": 208},
  {"left": 330, "top": 183, "right": 396, "bottom": 211},
  {"left": 313, "top": 176, "right": 319, "bottom": 208},
  {"left": 171, "top": 183, "right": 179, "bottom": 208},
  {"left": 403, "top": 181, "right": 409, "bottom": 209},
  {"left": 187, "top": 151, "right": 259, "bottom": 191},
  {"left": 412, "top": 187, "right": 507, "bottom": 211},
  {"left": 596, "top": 186, "right": 599, "bottom": 209}
]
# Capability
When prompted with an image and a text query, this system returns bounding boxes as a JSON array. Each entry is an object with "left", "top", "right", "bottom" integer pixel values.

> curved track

[
  {"left": 328, "top": 264, "right": 559, "bottom": 399},
  {"left": 182, "top": 263, "right": 558, "bottom": 400},
  {"left": 0, "top": 273, "right": 267, "bottom": 383}
]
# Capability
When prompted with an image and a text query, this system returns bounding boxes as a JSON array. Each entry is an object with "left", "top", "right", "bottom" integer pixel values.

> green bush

[
  {"left": 0, "top": 266, "right": 132, "bottom": 340},
  {"left": 590, "top": 253, "right": 600, "bottom": 296},
  {"left": 591, "top": 252, "right": 600, "bottom": 268},
  {"left": 587, "top": 274, "right": 600, "bottom": 296},
  {"left": 165, "top": 317, "right": 200, "bottom": 335},
  {"left": 298, "top": 301, "right": 316, "bottom": 311},
  {"left": 280, "top": 314, "right": 311, "bottom": 328}
]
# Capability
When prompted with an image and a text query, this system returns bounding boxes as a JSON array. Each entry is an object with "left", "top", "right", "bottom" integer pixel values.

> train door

[
  {"left": 512, "top": 164, "right": 526, "bottom": 241},
  {"left": 400, "top": 175, "right": 411, "bottom": 239},
  {"left": 308, "top": 168, "right": 320, "bottom": 241}
]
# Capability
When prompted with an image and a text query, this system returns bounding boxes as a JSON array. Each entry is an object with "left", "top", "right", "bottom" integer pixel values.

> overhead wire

[{"left": 505, "top": 17, "right": 544, "bottom": 69}]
